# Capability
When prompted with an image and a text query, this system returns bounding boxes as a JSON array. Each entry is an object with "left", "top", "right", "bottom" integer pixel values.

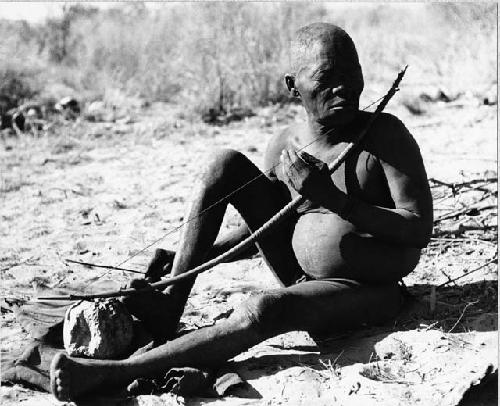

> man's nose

[
  {"left": 331, "top": 85, "right": 355, "bottom": 106},
  {"left": 329, "top": 86, "right": 347, "bottom": 105},
  {"left": 331, "top": 85, "right": 345, "bottom": 96}
]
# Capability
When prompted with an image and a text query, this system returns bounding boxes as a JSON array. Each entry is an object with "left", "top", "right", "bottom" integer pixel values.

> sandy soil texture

[{"left": 1, "top": 100, "right": 497, "bottom": 405}]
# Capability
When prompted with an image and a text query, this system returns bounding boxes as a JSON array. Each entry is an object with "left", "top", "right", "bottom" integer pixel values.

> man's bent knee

[
  {"left": 208, "top": 149, "right": 245, "bottom": 172},
  {"left": 232, "top": 292, "right": 293, "bottom": 338},
  {"left": 200, "top": 149, "right": 249, "bottom": 187}
]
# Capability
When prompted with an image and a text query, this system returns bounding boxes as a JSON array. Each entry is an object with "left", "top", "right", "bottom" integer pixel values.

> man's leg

[
  {"left": 253, "top": 279, "right": 402, "bottom": 336},
  {"left": 51, "top": 279, "right": 401, "bottom": 401},
  {"left": 124, "top": 149, "right": 302, "bottom": 340},
  {"left": 168, "top": 148, "right": 302, "bottom": 295}
]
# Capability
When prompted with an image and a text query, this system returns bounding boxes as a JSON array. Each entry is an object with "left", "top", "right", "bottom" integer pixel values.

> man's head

[{"left": 285, "top": 23, "right": 364, "bottom": 127}]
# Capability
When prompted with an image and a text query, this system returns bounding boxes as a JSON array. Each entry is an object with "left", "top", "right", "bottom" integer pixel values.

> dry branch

[
  {"left": 433, "top": 203, "right": 496, "bottom": 224},
  {"left": 429, "top": 177, "right": 497, "bottom": 190},
  {"left": 437, "top": 255, "right": 498, "bottom": 289},
  {"left": 447, "top": 300, "right": 479, "bottom": 333},
  {"left": 429, "top": 237, "right": 496, "bottom": 246},
  {"left": 65, "top": 259, "right": 144, "bottom": 275},
  {"left": 432, "top": 224, "right": 498, "bottom": 238}
]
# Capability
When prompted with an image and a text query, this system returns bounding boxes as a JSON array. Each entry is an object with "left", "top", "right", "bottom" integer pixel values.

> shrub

[
  {"left": 0, "top": 3, "right": 496, "bottom": 114},
  {"left": 0, "top": 65, "right": 41, "bottom": 114}
]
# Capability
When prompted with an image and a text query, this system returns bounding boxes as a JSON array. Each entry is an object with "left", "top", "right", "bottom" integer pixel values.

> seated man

[{"left": 51, "top": 22, "right": 433, "bottom": 401}]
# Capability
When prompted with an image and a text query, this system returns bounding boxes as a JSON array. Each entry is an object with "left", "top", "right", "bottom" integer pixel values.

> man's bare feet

[
  {"left": 122, "top": 279, "right": 183, "bottom": 343},
  {"left": 50, "top": 352, "right": 115, "bottom": 401}
]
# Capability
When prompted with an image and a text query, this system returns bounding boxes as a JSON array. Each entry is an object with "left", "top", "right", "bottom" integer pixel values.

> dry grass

[{"left": 0, "top": 3, "right": 496, "bottom": 114}]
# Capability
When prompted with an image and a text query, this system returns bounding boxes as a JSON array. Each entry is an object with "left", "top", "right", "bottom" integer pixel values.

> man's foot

[
  {"left": 50, "top": 352, "right": 113, "bottom": 401},
  {"left": 122, "top": 280, "right": 183, "bottom": 343}
]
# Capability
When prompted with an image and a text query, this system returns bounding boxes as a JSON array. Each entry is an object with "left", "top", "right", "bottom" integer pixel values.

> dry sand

[{"left": 1, "top": 99, "right": 497, "bottom": 405}]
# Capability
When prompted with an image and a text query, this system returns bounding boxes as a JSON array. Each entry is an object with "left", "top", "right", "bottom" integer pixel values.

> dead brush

[
  {"left": 319, "top": 350, "right": 344, "bottom": 380},
  {"left": 414, "top": 172, "right": 497, "bottom": 291},
  {"left": 391, "top": 338, "right": 413, "bottom": 362}
]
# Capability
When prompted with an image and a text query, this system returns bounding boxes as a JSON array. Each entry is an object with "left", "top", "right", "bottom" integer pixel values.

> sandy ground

[{"left": 0, "top": 98, "right": 497, "bottom": 405}]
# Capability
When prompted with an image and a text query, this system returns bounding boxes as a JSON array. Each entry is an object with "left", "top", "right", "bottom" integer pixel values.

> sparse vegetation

[
  {"left": 0, "top": 65, "right": 41, "bottom": 114},
  {"left": 0, "top": 3, "right": 496, "bottom": 115},
  {"left": 0, "top": 5, "right": 497, "bottom": 404}
]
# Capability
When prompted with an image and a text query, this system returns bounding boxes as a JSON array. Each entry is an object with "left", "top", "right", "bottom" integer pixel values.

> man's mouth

[
  {"left": 327, "top": 99, "right": 354, "bottom": 111},
  {"left": 328, "top": 103, "right": 353, "bottom": 111},
  {"left": 319, "top": 103, "right": 357, "bottom": 125}
]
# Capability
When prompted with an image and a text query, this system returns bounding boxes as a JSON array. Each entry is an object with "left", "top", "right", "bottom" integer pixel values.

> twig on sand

[
  {"left": 429, "top": 237, "right": 496, "bottom": 246},
  {"left": 432, "top": 225, "right": 498, "bottom": 238},
  {"left": 0, "top": 262, "right": 28, "bottom": 272},
  {"left": 423, "top": 321, "right": 439, "bottom": 331},
  {"left": 65, "top": 259, "right": 144, "bottom": 274},
  {"left": 429, "top": 177, "right": 497, "bottom": 190},
  {"left": 447, "top": 300, "right": 479, "bottom": 333},
  {"left": 437, "top": 255, "right": 498, "bottom": 289},
  {"left": 429, "top": 178, "right": 458, "bottom": 195},
  {"left": 319, "top": 350, "right": 344, "bottom": 379},
  {"left": 433, "top": 202, "right": 496, "bottom": 224},
  {"left": 429, "top": 177, "right": 497, "bottom": 201}
]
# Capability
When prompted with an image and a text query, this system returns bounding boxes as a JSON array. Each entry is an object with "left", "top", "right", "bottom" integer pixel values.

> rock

[
  {"left": 483, "top": 86, "right": 497, "bottom": 105},
  {"left": 375, "top": 335, "right": 414, "bottom": 361},
  {"left": 55, "top": 96, "right": 80, "bottom": 116},
  {"left": 18, "top": 102, "right": 45, "bottom": 119},
  {"left": 401, "top": 96, "right": 427, "bottom": 116},
  {"left": 84, "top": 100, "right": 109, "bottom": 122},
  {"left": 86, "top": 100, "right": 106, "bottom": 114},
  {"left": 200, "top": 106, "right": 255, "bottom": 125},
  {"left": 63, "top": 299, "right": 134, "bottom": 359},
  {"left": 419, "top": 88, "right": 457, "bottom": 103}
]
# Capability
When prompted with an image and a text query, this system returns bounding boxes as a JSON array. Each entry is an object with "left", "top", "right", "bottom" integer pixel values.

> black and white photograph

[{"left": 0, "top": 2, "right": 497, "bottom": 405}]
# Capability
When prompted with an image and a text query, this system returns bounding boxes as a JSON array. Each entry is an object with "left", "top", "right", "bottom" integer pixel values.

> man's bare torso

[{"left": 264, "top": 111, "right": 422, "bottom": 281}]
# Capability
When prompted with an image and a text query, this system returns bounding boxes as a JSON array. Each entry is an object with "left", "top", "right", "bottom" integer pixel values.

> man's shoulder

[
  {"left": 264, "top": 123, "right": 304, "bottom": 170},
  {"left": 359, "top": 111, "right": 425, "bottom": 172},
  {"left": 267, "top": 123, "right": 304, "bottom": 147},
  {"left": 363, "top": 111, "right": 420, "bottom": 152},
  {"left": 366, "top": 111, "right": 410, "bottom": 136}
]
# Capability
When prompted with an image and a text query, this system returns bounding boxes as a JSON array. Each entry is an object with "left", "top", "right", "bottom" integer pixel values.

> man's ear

[{"left": 284, "top": 74, "right": 299, "bottom": 97}]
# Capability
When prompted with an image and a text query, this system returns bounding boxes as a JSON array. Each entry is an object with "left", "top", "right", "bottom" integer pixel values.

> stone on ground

[{"left": 63, "top": 298, "right": 134, "bottom": 358}]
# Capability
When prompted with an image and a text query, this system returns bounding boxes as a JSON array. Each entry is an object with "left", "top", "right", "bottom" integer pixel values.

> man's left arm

[{"left": 332, "top": 134, "right": 434, "bottom": 247}]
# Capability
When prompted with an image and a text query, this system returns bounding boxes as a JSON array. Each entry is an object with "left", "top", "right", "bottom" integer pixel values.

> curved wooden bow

[{"left": 37, "top": 65, "right": 407, "bottom": 302}]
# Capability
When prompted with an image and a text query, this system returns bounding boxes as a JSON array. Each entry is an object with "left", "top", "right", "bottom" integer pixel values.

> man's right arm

[{"left": 263, "top": 127, "right": 290, "bottom": 182}]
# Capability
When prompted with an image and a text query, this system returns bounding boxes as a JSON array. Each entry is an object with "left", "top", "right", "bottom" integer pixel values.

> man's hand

[
  {"left": 280, "top": 148, "right": 340, "bottom": 204},
  {"left": 144, "top": 248, "right": 176, "bottom": 282},
  {"left": 122, "top": 276, "right": 183, "bottom": 342}
]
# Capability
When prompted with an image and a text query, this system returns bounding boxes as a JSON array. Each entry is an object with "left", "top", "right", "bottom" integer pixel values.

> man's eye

[
  {"left": 314, "top": 72, "right": 327, "bottom": 81},
  {"left": 335, "top": 72, "right": 348, "bottom": 86},
  {"left": 311, "top": 68, "right": 327, "bottom": 79}
]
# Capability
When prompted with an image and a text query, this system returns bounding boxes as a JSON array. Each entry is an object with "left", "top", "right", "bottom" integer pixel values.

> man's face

[{"left": 292, "top": 43, "right": 359, "bottom": 127}]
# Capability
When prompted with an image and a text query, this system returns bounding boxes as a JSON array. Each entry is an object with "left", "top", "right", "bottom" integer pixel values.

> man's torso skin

[{"left": 264, "top": 110, "right": 425, "bottom": 281}]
